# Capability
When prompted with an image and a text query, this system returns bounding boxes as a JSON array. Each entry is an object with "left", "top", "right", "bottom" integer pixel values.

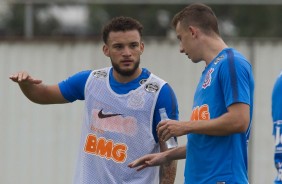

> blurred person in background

[
  {"left": 129, "top": 3, "right": 254, "bottom": 184},
  {"left": 272, "top": 71, "right": 282, "bottom": 184},
  {"left": 9, "top": 16, "right": 178, "bottom": 184}
]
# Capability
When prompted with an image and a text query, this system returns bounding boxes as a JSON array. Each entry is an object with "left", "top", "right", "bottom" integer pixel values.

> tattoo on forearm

[{"left": 160, "top": 160, "right": 177, "bottom": 184}]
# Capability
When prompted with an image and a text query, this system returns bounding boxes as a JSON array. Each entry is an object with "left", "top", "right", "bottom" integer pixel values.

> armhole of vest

[
  {"left": 84, "top": 71, "right": 93, "bottom": 98},
  {"left": 148, "top": 74, "right": 167, "bottom": 143}
]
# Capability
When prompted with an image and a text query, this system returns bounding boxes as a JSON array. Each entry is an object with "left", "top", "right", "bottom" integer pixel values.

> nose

[
  {"left": 179, "top": 43, "right": 184, "bottom": 53},
  {"left": 122, "top": 47, "right": 132, "bottom": 56}
]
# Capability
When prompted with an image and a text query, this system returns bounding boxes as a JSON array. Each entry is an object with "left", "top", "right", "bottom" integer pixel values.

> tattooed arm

[{"left": 159, "top": 142, "right": 177, "bottom": 184}]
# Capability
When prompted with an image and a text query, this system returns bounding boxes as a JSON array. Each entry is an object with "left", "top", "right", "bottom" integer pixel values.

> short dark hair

[
  {"left": 172, "top": 3, "right": 219, "bottom": 35},
  {"left": 102, "top": 16, "right": 143, "bottom": 43}
]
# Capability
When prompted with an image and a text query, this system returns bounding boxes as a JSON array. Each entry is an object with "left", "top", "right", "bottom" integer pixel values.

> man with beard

[{"left": 9, "top": 16, "right": 178, "bottom": 184}]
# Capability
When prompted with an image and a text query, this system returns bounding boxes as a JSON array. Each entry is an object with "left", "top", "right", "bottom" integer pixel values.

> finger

[
  {"left": 159, "top": 127, "right": 171, "bottom": 142},
  {"left": 157, "top": 124, "right": 168, "bottom": 140},
  {"left": 18, "top": 72, "right": 24, "bottom": 81},
  {"left": 13, "top": 74, "right": 21, "bottom": 82},
  {"left": 9, "top": 75, "right": 18, "bottom": 82},
  {"left": 161, "top": 129, "right": 171, "bottom": 142},
  {"left": 163, "top": 133, "right": 173, "bottom": 142},
  {"left": 31, "top": 79, "right": 42, "bottom": 84},
  {"left": 18, "top": 72, "right": 28, "bottom": 82},
  {"left": 21, "top": 72, "right": 28, "bottom": 80},
  {"left": 9, "top": 74, "right": 16, "bottom": 79},
  {"left": 128, "top": 158, "right": 145, "bottom": 168},
  {"left": 128, "top": 162, "right": 137, "bottom": 168},
  {"left": 156, "top": 120, "right": 167, "bottom": 129},
  {"left": 136, "top": 164, "right": 148, "bottom": 171},
  {"left": 19, "top": 72, "right": 31, "bottom": 81},
  {"left": 128, "top": 161, "right": 148, "bottom": 171}
]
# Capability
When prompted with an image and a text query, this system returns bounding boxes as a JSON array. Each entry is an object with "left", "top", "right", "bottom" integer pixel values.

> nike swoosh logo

[{"left": 98, "top": 109, "right": 122, "bottom": 119}]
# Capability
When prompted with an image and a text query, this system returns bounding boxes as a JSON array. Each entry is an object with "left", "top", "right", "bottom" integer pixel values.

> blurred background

[{"left": 1, "top": 0, "right": 282, "bottom": 183}]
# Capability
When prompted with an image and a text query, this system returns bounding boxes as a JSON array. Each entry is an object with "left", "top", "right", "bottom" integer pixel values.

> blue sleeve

[
  {"left": 219, "top": 50, "right": 254, "bottom": 108},
  {"left": 58, "top": 70, "right": 91, "bottom": 102},
  {"left": 153, "top": 83, "right": 179, "bottom": 142}
]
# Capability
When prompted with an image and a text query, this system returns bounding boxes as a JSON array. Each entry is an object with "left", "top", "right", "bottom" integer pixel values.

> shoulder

[
  {"left": 221, "top": 48, "right": 251, "bottom": 67},
  {"left": 71, "top": 70, "right": 92, "bottom": 79},
  {"left": 144, "top": 68, "right": 166, "bottom": 84},
  {"left": 60, "top": 70, "right": 91, "bottom": 85},
  {"left": 158, "top": 83, "right": 178, "bottom": 103},
  {"left": 215, "top": 49, "right": 252, "bottom": 76},
  {"left": 160, "top": 83, "right": 174, "bottom": 93},
  {"left": 58, "top": 70, "right": 92, "bottom": 102}
]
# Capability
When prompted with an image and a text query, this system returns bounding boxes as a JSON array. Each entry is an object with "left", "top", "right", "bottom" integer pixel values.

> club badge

[
  {"left": 202, "top": 68, "right": 214, "bottom": 89},
  {"left": 145, "top": 82, "right": 159, "bottom": 93},
  {"left": 93, "top": 70, "right": 107, "bottom": 78}
]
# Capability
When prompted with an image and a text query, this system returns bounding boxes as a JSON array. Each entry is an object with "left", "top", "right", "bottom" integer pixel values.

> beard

[{"left": 111, "top": 59, "right": 140, "bottom": 77}]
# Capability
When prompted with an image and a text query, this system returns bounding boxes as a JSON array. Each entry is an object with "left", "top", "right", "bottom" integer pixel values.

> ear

[
  {"left": 140, "top": 42, "right": 144, "bottom": 55},
  {"left": 103, "top": 44, "right": 110, "bottom": 57},
  {"left": 188, "top": 26, "right": 198, "bottom": 38}
]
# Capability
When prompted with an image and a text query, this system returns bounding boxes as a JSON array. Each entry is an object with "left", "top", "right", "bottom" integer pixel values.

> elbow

[
  {"left": 227, "top": 102, "right": 251, "bottom": 134},
  {"left": 237, "top": 122, "right": 249, "bottom": 133},
  {"left": 27, "top": 97, "right": 47, "bottom": 105},
  {"left": 235, "top": 117, "right": 250, "bottom": 133}
]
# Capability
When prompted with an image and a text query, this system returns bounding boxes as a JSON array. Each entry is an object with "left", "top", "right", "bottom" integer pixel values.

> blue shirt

[
  {"left": 185, "top": 48, "right": 254, "bottom": 184},
  {"left": 272, "top": 71, "right": 282, "bottom": 183},
  {"left": 58, "top": 68, "right": 179, "bottom": 142}
]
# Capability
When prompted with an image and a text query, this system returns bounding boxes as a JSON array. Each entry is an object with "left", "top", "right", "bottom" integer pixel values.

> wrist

[
  {"left": 184, "top": 120, "right": 193, "bottom": 134},
  {"left": 163, "top": 147, "right": 175, "bottom": 162}
]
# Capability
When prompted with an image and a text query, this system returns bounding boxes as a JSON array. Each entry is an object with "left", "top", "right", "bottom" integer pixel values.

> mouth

[{"left": 121, "top": 59, "right": 133, "bottom": 66}]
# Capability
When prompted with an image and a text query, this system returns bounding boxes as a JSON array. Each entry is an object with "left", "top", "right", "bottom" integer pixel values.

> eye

[
  {"left": 113, "top": 44, "right": 123, "bottom": 49},
  {"left": 177, "top": 35, "right": 181, "bottom": 41},
  {"left": 130, "top": 43, "right": 139, "bottom": 48}
]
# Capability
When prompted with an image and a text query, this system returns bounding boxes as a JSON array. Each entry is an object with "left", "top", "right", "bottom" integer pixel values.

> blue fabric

[
  {"left": 58, "top": 68, "right": 179, "bottom": 142},
  {"left": 272, "top": 71, "right": 282, "bottom": 183},
  {"left": 184, "top": 48, "right": 254, "bottom": 184}
]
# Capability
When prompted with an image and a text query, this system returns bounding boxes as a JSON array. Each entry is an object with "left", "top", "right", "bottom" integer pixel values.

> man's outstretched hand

[
  {"left": 128, "top": 152, "right": 167, "bottom": 171},
  {"left": 9, "top": 71, "right": 42, "bottom": 85}
]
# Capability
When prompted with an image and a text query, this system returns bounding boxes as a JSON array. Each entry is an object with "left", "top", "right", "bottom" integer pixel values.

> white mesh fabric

[{"left": 73, "top": 67, "right": 166, "bottom": 184}]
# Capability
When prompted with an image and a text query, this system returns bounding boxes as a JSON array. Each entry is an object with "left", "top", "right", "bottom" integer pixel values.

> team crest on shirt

[
  {"left": 145, "top": 82, "right": 159, "bottom": 93},
  {"left": 93, "top": 70, "right": 107, "bottom": 78},
  {"left": 214, "top": 55, "right": 224, "bottom": 65},
  {"left": 202, "top": 68, "right": 214, "bottom": 89}
]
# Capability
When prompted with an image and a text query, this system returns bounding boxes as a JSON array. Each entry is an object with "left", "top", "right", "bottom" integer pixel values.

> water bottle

[{"left": 159, "top": 108, "right": 178, "bottom": 149}]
